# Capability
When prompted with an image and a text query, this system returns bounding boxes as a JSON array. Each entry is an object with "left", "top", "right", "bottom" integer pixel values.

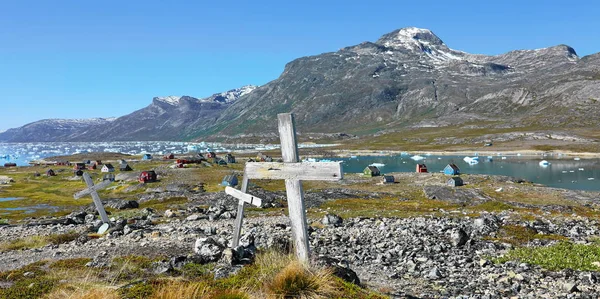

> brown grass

[
  {"left": 149, "top": 280, "right": 209, "bottom": 299},
  {"left": 44, "top": 286, "right": 120, "bottom": 299},
  {"left": 265, "top": 261, "right": 337, "bottom": 299}
]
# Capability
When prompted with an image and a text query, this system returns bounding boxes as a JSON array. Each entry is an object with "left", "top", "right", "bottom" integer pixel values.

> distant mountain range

[
  {"left": 0, "top": 86, "right": 256, "bottom": 142},
  {"left": 1, "top": 27, "right": 599, "bottom": 143}
]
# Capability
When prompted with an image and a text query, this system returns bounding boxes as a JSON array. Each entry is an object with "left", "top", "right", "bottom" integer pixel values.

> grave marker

[
  {"left": 237, "top": 113, "right": 343, "bottom": 263},
  {"left": 74, "top": 172, "right": 111, "bottom": 224},
  {"left": 228, "top": 178, "right": 263, "bottom": 248}
]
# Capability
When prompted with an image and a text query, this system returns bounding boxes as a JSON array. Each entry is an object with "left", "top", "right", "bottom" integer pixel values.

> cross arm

[
  {"left": 225, "top": 186, "right": 262, "bottom": 207},
  {"left": 245, "top": 162, "right": 343, "bottom": 181}
]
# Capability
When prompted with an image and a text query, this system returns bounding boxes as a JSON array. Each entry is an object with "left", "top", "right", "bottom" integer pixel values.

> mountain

[
  {"left": 0, "top": 86, "right": 257, "bottom": 142},
  {"left": 0, "top": 118, "right": 116, "bottom": 142},
  {"left": 2, "top": 28, "right": 599, "bottom": 143},
  {"left": 199, "top": 27, "right": 599, "bottom": 138}
]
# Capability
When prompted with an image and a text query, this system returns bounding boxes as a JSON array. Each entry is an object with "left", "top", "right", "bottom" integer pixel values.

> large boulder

[
  {"left": 313, "top": 256, "right": 361, "bottom": 285},
  {"left": 194, "top": 237, "right": 225, "bottom": 263},
  {"left": 107, "top": 200, "right": 139, "bottom": 210}
]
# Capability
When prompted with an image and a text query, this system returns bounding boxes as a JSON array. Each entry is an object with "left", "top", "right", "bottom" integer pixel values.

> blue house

[
  {"left": 142, "top": 154, "right": 153, "bottom": 160},
  {"left": 443, "top": 164, "right": 460, "bottom": 175},
  {"left": 221, "top": 174, "right": 238, "bottom": 187}
]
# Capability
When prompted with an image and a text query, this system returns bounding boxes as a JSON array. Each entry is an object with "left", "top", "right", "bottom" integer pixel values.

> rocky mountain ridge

[
  {"left": 0, "top": 86, "right": 257, "bottom": 142},
  {"left": 1, "top": 27, "right": 599, "bottom": 142}
]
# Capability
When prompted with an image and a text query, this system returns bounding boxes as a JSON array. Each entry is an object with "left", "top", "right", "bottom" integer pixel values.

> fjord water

[{"left": 335, "top": 155, "right": 600, "bottom": 191}]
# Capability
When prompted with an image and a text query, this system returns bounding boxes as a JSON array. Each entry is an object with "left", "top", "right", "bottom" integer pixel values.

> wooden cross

[
  {"left": 74, "top": 172, "right": 112, "bottom": 224},
  {"left": 242, "top": 113, "right": 343, "bottom": 263},
  {"left": 228, "top": 179, "right": 263, "bottom": 248}
]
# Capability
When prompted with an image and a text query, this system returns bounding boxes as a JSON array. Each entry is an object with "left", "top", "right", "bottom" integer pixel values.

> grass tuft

[{"left": 266, "top": 261, "right": 336, "bottom": 299}]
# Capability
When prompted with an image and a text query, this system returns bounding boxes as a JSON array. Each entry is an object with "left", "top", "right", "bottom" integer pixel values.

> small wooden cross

[
  {"left": 242, "top": 113, "right": 343, "bottom": 263},
  {"left": 74, "top": 172, "right": 112, "bottom": 224},
  {"left": 227, "top": 180, "right": 263, "bottom": 248}
]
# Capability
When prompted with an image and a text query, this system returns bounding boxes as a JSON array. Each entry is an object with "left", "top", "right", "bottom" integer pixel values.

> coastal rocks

[
  {"left": 115, "top": 173, "right": 138, "bottom": 182},
  {"left": 322, "top": 214, "right": 343, "bottom": 226},
  {"left": 423, "top": 186, "right": 491, "bottom": 205},
  {"left": 107, "top": 200, "right": 139, "bottom": 210}
]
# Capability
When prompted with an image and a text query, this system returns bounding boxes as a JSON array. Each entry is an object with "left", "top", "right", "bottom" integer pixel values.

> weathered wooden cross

[
  {"left": 230, "top": 113, "right": 343, "bottom": 263},
  {"left": 228, "top": 178, "right": 263, "bottom": 248},
  {"left": 74, "top": 172, "right": 112, "bottom": 224}
]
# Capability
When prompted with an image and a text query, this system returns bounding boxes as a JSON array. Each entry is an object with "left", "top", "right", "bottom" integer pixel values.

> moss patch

[{"left": 495, "top": 242, "right": 600, "bottom": 271}]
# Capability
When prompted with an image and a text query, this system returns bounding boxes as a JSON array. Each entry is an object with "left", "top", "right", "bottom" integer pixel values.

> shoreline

[{"left": 332, "top": 149, "right": 600, "bottom": 158}]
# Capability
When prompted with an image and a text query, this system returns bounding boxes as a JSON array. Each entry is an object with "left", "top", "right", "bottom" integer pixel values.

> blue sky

[{"left": 1, "top": 0, "right": 598, "bottom": 131}]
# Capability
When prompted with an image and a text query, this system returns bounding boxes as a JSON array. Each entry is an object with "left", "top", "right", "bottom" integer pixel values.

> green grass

[
  {"left": 495, "top": 242, "right": 600, "bottom": 271},
  {"left": 486, "top": 225, "right": 568, "bottom": 246},
  {"left": 0, "top": 231, "right": 79, "bottom": 252}
]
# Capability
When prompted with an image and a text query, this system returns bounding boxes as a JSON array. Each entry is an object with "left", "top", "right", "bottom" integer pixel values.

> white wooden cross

[
  {"left": 242, "top": 113, "right": 343, "bottom": 263},
  {"left": 74, "top": 172, "right": 112, "bottom": 224},
  {"left": 228, "top": 180, "right": 263, "bottom": 248}
]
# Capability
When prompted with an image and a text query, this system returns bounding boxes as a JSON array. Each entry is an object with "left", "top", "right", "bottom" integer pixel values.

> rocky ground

[{"left": 2, "top": 184, "right": 600, "bottom": 298}]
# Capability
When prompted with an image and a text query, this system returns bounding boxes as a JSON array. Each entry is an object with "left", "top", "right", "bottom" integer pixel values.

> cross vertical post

[
  {"left": 277, "top": 113, "right": 310, "bottom": 263},
  {"left": 74, "top": 172, "right": 111, "bottom": 224},
  {"left": 231, "top": 175, "right": 250, "bottom": 248}
]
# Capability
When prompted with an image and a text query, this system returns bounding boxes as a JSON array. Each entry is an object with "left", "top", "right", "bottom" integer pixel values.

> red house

[
  {"left": 88, "top": 164, "right": 97, "bottom": 170},
  {"left": 163, "top": 153, "right": 175, "bottom": 160},
  {"left": 139, "top": 171, "right": 157, "bottom": 183},
  {"left": 416, "top": 164, "right": 428, "bottom": 173}
]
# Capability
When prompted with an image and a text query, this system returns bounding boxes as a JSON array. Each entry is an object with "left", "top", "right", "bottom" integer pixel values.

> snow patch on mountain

[
  {"left": 155, "top": 96, "right": 182, "bottom": 105},
  {"left": 201, "top": 85, "right": 258, "bottom": 103}
]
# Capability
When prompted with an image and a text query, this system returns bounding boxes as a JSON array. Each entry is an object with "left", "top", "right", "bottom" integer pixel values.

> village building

[
  {"left": 226, "top": 153, "right": 236, "bottom": 163},
  {"left": 101, "top": 164, "right": 115, "bottom": 173},
  {"left": 3, "top": 163, "right": 17, "bottom": 168},
  {"left": 221, "top": 174, "right": 239, "bottom": 187},
  {"left": 382, "top": 175, "right": 395, "bottom": 184},
  {"left": 139, "top": 170, "right": 157, "bottom": 183},
  {"left": 444, "top": 163, "right": 460, "bottom": 175},
  {"left": 206, "top": 152, "right": 217, "bottom": 159},
  {"left": 103, "top": 173, "right": 115, "bottom": 182},
  {"left": 416, "top": 164, "right": 428, "bottom": 173},
  {"left": 163, "top": 153, "right": 175, "bottom": 160},
  {"left": 87, "top": 163, "right": 97, "bottom": 170},
  {"left": 142, "top": 154, "right": 153, "bottom": 160},
  {"left": 120, "top": 163, "right": 133, "bottom": 171},
  {"left": 363, "top": 166, "right": 381, "bottom": 177},
  {"left": 447, "top": 177, "right": 464, "bottom": 187}
]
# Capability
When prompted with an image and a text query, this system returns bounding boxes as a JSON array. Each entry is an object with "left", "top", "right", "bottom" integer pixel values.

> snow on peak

[
  {"left": 155, "top": 96, "right": 182, "bottom": 105},
  {"left": 201, "top": 85, "right": 258, "bottom": 103},
  {"left": 376, "top": 27, "right": 466, "bottom": 63}
]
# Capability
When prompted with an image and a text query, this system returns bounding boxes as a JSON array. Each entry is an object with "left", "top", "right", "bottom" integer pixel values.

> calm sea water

[{"left": 330, "top": 155, "right": 600, "bottom": 191}]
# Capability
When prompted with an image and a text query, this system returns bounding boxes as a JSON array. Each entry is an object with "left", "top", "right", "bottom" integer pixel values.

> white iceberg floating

[
  {"left": 463, "top": 156, "right": 479, "bottom": 164},
  {"left": 539, "top": 160, "right": 550, "bottom": 166},
  {"left": 574, "top": 157, "right": 581, "bottom": 161},
  {"left": 369, "top": 163, "right": 385, "bottom": 167},
  {"left": 410, "top": 155, "right": 424, "bottom": 161}
]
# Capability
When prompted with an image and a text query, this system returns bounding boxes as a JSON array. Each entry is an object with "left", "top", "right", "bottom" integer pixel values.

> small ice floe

[
  {"left": 562, "top": 171, "right": 568, "bottom": 173},
  {"left": 369, "top": 163, "right": 385, "bottom": 167},
  {"left": 569, "top": 170, "right": 575, "bottom": 173},
  {"left": 501, "top": 157, "right": 507, "bottom": 160},
  {"left": 578, "top": 168, "right": 585, "bottom": 171},
  {"left": 495, "top": 187, "right": 503, "bottom": 192},
  {"left": 411, "top": 155, "right": 424, "bottom": 161},
  {"left": 350, "top": 156, "right": 357, "bottom": 159},
  {"left": 438, "top": 157, "right": 442, "bottom": 160},
  {"left": 463, "top": 156, "right": 479, "bottom": 164},
  {"left": 589, "top": 178, "right": 595, "bottom": 181},
  {"left": 574, "top": 157, "right": 581, "bottom": 161},
  {"left": 539, "top": 160, "right": 550, "bottom": 167}
]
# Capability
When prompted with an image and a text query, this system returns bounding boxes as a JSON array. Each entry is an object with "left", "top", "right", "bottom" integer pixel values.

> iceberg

[
  {"left": 539, "top": 160, "right": 550, "bottom": 167},
  {"left": 410, "top": 155, "right": 424, "bottom": 161}
]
